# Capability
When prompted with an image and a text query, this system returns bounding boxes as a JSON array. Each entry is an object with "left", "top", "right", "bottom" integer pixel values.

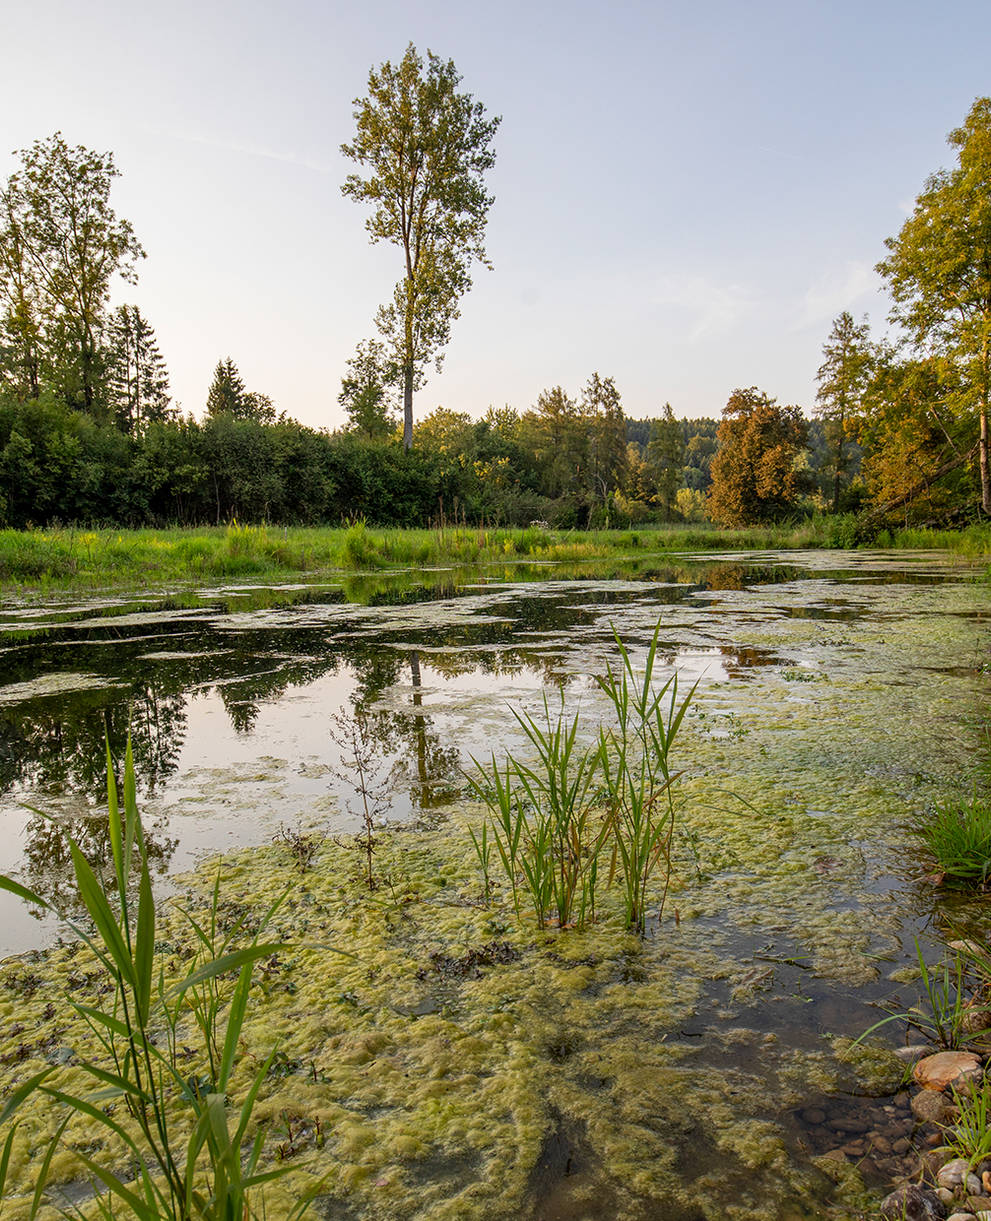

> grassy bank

[{"left": 2, "top": 518, "right": 991, "bottom": 594}]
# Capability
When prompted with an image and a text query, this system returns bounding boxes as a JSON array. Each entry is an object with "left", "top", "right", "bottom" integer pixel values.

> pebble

[
  {"left": 893, "top": 1137, "right": 912, "bottom": 1154},
  {"left": 829, "top": 1116, "right": 869, "bottom": 1134},
  {"left": 938, "top": 1159, "right": 976, "bottom": 1189},
  {"left": 947, "top": 1214, "right": 975, "bottom": 1221},
  {"left": 896, "top": 1044, "right": 937, "bottom": 1064},
  {"left": 801, "top": 1107, "right": 826, "bottom": 1125}
]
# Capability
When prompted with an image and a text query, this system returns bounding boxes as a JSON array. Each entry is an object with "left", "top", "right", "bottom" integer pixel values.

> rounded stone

[
  {"left": 938, "top": 1159, "right": 976, "bottom": 1189},
  {"left": 879, "top": 1184, "right": 947, "bottom": 1220},
  {"left": 913, "top": 1090, "right": 951, "bottom": 1124},
  {"left": 914, "top": 1051, "right": 984, "bottom": 1092}
]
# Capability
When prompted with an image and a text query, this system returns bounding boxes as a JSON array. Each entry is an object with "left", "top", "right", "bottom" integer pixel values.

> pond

[{"left": 0, "top": 548, "right": 988, "bottom": 1220}]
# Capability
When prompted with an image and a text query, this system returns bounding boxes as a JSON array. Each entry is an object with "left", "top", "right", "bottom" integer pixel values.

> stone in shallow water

[
  {"left": 879, "top": 1184, "right": 946, "bottom": 1220},
  {"left": 896, "top": 1043, "right": 935, "bottom": 1064},
  {"left": 911, "top": 1089, "right": 950, "bottom": 1124},
  {"left": 913, "top": 1051, "right": 984, "bottom": 1091}
]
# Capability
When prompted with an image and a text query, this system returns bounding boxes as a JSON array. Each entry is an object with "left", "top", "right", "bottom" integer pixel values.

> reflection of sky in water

[{"left": 0, "top": 548, "right": 985, "bottom": 957}]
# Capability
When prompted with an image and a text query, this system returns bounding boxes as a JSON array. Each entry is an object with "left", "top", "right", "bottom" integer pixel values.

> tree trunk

[
  {"left": 403, "top": 361, "right": 413, "bottom": 452},
  {"left": 981, "top": 329, "right": 990, "bottom": 514},
  {"left": 981, "top": 404, "right": 990, "bottom": 514}
]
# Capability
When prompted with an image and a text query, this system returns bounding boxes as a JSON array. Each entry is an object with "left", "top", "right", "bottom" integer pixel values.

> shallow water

[{"left": 0, "top": 549, "right": 989, "bottom": 1218}]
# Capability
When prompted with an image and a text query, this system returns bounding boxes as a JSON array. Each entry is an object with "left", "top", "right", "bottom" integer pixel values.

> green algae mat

[{"left": 0, "top": 550, "right": 986, "bottom": 1219}]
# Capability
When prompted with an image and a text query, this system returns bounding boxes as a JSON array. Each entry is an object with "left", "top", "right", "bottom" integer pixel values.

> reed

[
  {"left": 858, "top": 941, "right": 989, "bottom": 1051},
  {"left": 596, "top": 624, "right": 696, "bottom": 934},
  {"left": 468, "top": 698, "right": 602, "bottom": 928},
  {"left": 0, "top": 740, "right": 320, "bottom": 1220},
  {"left": 468, "top": 623, "right": 693, "bottom": 933},
  {"left": 939, "top": 1081, "right": 991, "bottom": 1165}
]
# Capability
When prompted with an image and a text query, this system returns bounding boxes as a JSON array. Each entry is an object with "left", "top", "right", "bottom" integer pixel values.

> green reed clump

[
  {"left": 596, "top": 626, "right": 696, "bottom": 934},
  {"left": 468, "top": 698, "right": 604, "bottom": 928},
  {"left": 939, "top": 1080, "right": 991, "bottom": 1164},
  {"left": 467, "top": 623, "right": 693, "bottom": 933},
  {"left": 914, "top": 792, "right": 991, "bottom": 886},
  {"left": 0, "top": 740, "right": 321, "bottom": 1220}
]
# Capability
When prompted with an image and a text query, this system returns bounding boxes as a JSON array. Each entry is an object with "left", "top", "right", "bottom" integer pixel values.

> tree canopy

[
  {"left": 878, "top": 96, "right": 991, "bottom": 514},
  {"left": 708, "top": 388, "right": 808, "bottom": 526},
  {"left": 0, "top": 133, "right": 144, "bottom": 414},
  {"left": 341, "top": 44, "right": 499, "bottom": 451}
]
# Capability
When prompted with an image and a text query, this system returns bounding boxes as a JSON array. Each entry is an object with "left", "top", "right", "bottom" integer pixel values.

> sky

[{"left": 2, "top": 0, "right": 990, "bottom": 429}]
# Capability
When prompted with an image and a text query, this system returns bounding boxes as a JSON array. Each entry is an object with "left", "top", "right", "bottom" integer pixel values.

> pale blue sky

[{"left": 3, "top": 0, "right": 989, "bottom": 426}]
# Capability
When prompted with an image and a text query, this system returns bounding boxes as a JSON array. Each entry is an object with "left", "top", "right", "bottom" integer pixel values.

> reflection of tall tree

[
  {"left": 0, "top": 559, "right": 811, "bottom": 811},
  {"left": 0, "top": 683, "right": 188, "bottom": 799},
  {"left": 22, "top": 812, "right": 176, "bottom": 915},
  {"left": 402, "top": 650, "right": 460, "bottom": 808}
]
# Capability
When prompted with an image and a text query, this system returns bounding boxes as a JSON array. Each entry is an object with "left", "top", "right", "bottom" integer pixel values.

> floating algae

[{"left": 0, "top": 549, "right": 987, "bottom": 1218}]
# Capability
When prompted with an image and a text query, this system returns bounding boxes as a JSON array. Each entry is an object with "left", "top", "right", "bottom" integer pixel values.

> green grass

[
  {"left": 2, "top": 518, "right": 991, "bottom": 595},
  {"left": 915, "top": 793, "right": 991, "bottom": 886}
]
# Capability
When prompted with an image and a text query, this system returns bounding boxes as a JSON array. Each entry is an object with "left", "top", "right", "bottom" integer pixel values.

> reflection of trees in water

[
  {"left": 718, "top": 644, "right": 781, "bottom": 676},
  {"left": 21, "top": 810, "right": 177, "bottom": 915},
  {"left": 0, "top": 685, "right": 188, "bottom": 800},
  {"left": 0, "top": 561, "right": 810, "bottom": 813}
]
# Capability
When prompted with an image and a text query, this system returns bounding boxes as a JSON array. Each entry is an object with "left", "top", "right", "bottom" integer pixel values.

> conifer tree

[{"left": 106, "top": 305, "right": 171, "bottom": 434}]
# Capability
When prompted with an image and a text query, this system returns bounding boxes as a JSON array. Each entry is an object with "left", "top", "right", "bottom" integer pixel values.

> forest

[{"left": 2, "top": 97, "right": 990, "bottom": 535}]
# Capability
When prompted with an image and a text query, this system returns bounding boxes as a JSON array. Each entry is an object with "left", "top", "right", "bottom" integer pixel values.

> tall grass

[
  {"left": 596, "top": 626, "right": 696, "bottom": 933},
  {"left": 913, "top": 793, "right": 991, "bottom": 886},
  {"left": 858, "top": 941, "right": 990, "bottom": 1050},
  {"left": 0, "top": 741, "right": 320, "bottom": 1219},
  {"left": 3, "top": 519, "right": 990, "bottom": 593},
  {"left": 467, "top": 624, "right": 694, "bottom": 933}
]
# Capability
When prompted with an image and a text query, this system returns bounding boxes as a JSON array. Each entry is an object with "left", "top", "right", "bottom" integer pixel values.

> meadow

[{"left": 2, "top": 518, "right": 991, "bottom": 593}]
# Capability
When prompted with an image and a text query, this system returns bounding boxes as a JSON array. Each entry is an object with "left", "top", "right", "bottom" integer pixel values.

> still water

[
  {"left": 0, "top": 549, "right": 988, "bottom": 1218},
  {"left": 0, "top": 550, "right": 985, "bottom": 955}
]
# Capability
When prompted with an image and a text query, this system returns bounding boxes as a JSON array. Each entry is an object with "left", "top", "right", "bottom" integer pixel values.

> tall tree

[
  {"left": 106, "top": 305, "right": 171, "bottom": 434},
  {"left": 581, "top": 373, "right": 628, "bottom": 516},
  {"left": 708, "top": 387, "right": 808, "bottom": 526},
  {"left": 206, "top": 357, "right": 248, "bottom": 418},
  {"left": 341, "top": 44, "right": 499, "bottom": 451},
  {"left": 878, "top": 97, "right": 991, "bottom": 514},
  {"left": 0, "top": 133, "right": 144, "bottom": 414},
  {"left": 644, "top": 404, "right": 684, "bottom": 519},
  {"left": 815, "top": 311, "right": 872, "bottom": 512},
  {"left": 206, "top": 358, "right": 275, "bottom": 423}
]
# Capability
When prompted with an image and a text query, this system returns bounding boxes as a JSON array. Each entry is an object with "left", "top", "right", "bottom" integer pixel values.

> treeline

[
  {"left": 4, "top": 108, "right": 991, "bottom": 533},
  {"left": 0, "top": 384, "right": 706, "bottom": 528}
]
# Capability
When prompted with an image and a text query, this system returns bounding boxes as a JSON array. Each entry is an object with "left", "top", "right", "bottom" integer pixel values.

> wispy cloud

[
  {"left": 795, "top": 260, "right": 877, "bottom": 330},
  {"left": 649, "top": 273, "right": 756, "bottom": 342},
  {"left": 138, "top": 123, "right": 334, "bottom": 175}
]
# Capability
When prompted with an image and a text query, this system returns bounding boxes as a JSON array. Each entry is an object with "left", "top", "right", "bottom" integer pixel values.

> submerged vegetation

[{"left": 0, "top": 549, "right": 986, "bottom": 1218}]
